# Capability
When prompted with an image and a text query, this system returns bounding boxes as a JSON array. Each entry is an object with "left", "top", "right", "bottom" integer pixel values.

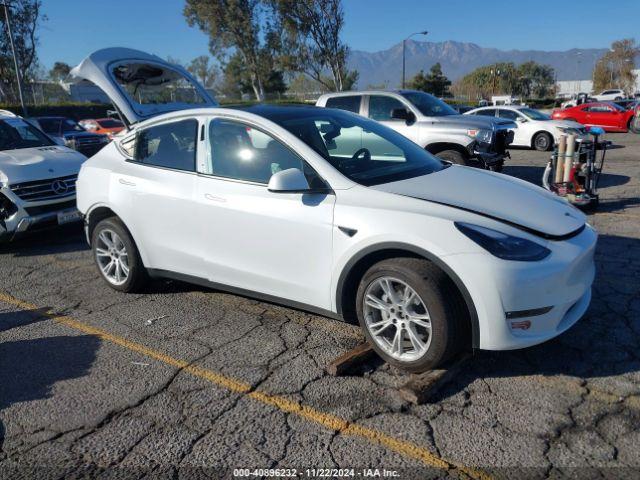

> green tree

[
  {"left": 272, "top": 0, "right": 357, "bottom": 91},
  {"left": 220, "top": 51, "right": 286, "bottom": 100},
  {"left": 593, "top": 39, "right": 638, "bottom": 93},
  {"left": 517, "top": 61, "right": 555, "bottom": 97},
  {"left": 452, "top": 61, "right": 555, "bottom": 100},
  {"left": 408, "top": 63, "right": 451, "bottom": 97},
  {"left": 187, "top": 55, "right": 218, "bottom": 88},
  {"left": 184, "top": 0, "right": 281, "bottom": 100},
  {"left": 0, "top": 0, "right": 44, "bottom": 103},
  {"left": 48, "top": 61, "right": 70, "bottom": 82}
]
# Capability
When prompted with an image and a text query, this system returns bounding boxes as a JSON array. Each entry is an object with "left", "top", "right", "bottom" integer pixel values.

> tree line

[{"left": 0, "top": 1, "right": 637, "bottom": 105}]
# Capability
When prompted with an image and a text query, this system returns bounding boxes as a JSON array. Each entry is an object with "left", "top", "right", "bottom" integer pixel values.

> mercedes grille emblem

[{"left": 51, "top": 179, "right": 69, "bottom": 196}]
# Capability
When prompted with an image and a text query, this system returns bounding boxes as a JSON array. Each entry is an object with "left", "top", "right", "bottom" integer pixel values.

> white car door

[
  {"left": 196, "top": 117, "right": 336, "bottom": 310},
  {"left": 114, "top": 117, "right": 204, "bottom": 276},
  {"left": 498, "top": 109, "right": 531, "bottom": 146}
]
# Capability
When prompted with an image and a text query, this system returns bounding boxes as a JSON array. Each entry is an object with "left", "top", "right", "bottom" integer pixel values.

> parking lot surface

[{"left": 1, "top": 133, "right": 639, "bottom": 479}]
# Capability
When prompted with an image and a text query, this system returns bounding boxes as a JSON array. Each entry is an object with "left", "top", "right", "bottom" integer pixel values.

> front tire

[
  {"left": 355, "top": 258, "right": 464, "bottom": 373},
  {"left": 434, "top": 149, "right": 468, "bottom": 166},
  {"left": 91, "top": 217, "right": 149, "bottom": 292},
  {"left": 533, "top": 132, "right": 553, "bottom": 151}
]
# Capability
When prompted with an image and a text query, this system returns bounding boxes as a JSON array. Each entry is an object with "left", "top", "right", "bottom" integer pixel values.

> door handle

[
  {"left": 119, "top": 178, "right": 136, "bottom": 187},
  {"left": 204, "top": 193, "right": 226, "bottom": 203}
]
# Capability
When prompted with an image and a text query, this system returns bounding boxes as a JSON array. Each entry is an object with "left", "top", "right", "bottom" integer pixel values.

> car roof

[{"left": 319, "top": 89, "right": 426, "bottom": 98}]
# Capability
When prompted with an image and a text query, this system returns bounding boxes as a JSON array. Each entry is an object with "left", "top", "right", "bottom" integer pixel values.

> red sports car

[{"left": 551, "top": 102, "right": 635, "bottom": 132}]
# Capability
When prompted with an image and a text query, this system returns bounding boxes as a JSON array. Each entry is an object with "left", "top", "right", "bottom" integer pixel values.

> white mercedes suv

[
  {"left": 0, "top": 111, "right": 86, "bottom": 242},
  {"left": 73, "top": 49, "right": 597, "bottom": 372}
]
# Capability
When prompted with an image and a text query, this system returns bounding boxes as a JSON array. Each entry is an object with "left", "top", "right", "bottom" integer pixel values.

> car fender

[{"left": 332, "top": 239, "right": 481, "bottom": 348}]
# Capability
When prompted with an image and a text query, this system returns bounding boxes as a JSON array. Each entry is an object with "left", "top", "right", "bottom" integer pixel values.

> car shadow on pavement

[
  {"left": 0, "top": 224, "right": 88, "bottom": 258},
  {"left": 0, "top": 310, "right": 100, "bottom": 453},
  {"left": 430, "top": 233, "right": 640, "bottom": 402}
]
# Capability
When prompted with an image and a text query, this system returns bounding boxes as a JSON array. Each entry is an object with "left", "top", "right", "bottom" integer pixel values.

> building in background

[{"left": 556, "top": 69, "right": 640, "bottom": 97}]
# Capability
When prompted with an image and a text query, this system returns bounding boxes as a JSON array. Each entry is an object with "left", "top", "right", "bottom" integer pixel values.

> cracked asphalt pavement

[{"left": 1, "top": 133, "right": 639, "bottom": 479}]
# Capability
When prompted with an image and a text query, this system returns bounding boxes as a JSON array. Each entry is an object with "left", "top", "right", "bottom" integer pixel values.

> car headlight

[
  {"left": 455, "top": 222, "right": 551, "bottom": 261},
  {"left": 467, "top": 129, "right": 492, "bottom": 143},
  {"left": 557, "top": 126, "right": 581, "bottom": 135}
]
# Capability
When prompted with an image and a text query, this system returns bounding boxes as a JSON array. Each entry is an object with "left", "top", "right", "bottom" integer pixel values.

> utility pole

[
  {"left": 402, "top": 30, "right": 428, "bottom": 89},
  {"left": 2, "top": 0, "right": 27, "bottom": 117}
]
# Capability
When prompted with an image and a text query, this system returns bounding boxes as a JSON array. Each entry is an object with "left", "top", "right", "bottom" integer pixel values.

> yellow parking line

[{"left": 0, "top": 291, "right": 489, "bottom": 480}]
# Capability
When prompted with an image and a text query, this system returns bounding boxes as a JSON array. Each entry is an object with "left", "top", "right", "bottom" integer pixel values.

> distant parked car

[
  {"left": 79, "top": 117, "right": 125, "bottom": 138},
  {"left": 551, "top": 102, "right": 635, "bottom": 132},
  {"left": 316, "top": 90, "right": 515, "bottom": 170},
  {"left": 592, "top": 89, "right": 626, "bottom": 102},
  {"left": 466, "top": 105, "right": 588, "bottom": 151},
  {"left": 30, "top": 116, "right": 110, "bottom": 157},
  {"left": 0, "top": 111, "right": 86, "bottom": 242},
  {"left": 561, "top": 92, "right": 596, "bottom": 109}
]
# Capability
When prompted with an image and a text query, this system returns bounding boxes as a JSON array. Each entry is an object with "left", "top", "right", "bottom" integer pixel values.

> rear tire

[
  {"left": 533, "top": 132, "right": 553, "bottom": 151},
  {"left": 91, "top": 217, "right": 149, "bottom": 293},
  {"left": 355, "top": 258, "right": 465, "bottom": 373},
  {"left": 434, "top": 149, "right": 468, "bottom": 166}
]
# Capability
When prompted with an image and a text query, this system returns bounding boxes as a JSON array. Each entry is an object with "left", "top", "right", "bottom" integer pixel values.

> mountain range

[{"left": 347, "top": 40, "right": 611, "bottom": 89}]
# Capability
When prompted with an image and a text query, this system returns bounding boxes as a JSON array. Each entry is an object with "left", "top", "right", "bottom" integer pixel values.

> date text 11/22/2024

[{"left": 233, "top": 468, "right": 400, "bottom": 477}]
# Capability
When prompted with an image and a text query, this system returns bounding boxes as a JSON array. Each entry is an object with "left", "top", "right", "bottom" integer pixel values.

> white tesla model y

[{"left": 73, "top": 49, "right": 596, "bottom": 372}]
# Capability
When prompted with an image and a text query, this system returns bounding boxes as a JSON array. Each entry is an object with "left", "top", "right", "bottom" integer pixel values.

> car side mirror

[
  {"left": 516, "top": 116, "right": 526, "bottom": 123},
  {"left": 268, "top": 168, "right": 310, "bottom": 193},
  {"left": 391, "top": 108, "right": 416, "bottom": 124}
]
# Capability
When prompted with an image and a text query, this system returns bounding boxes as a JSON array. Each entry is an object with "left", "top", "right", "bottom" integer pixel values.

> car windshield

[
  {"left": 519, "top": 108, "right": 550, "bottom": 121},
  {"left": 37, "top": 118, "right": 85, "bottom": 135},
  {"left": 256, "top": 107, "right": 446, "bottom": 186},
  {"left": 400, "top": 91, "right": 458, "bottom": 117},
  {"left": 0, "top": 118, "right": 54, "bottom": 150},
  {"left": 97, "top": 119, "right": 124, "bottom": 128}
]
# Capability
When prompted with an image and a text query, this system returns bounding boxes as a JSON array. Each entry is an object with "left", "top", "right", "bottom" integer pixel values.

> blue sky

[{"left": 39, "top": 0, "right": 640, "bottom": 70}]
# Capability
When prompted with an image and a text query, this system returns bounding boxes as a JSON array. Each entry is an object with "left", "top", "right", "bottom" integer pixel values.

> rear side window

[
  {"left": 475, "top": 109, "right": 497, "bottom": 117},
  {"left": 134, "top": 118, "right": 198, "bottom": 171},
  {"left": 325, "top": 95, "right": 362, "bottom": 113}
]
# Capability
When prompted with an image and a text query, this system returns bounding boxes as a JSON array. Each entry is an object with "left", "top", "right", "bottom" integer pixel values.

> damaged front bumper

[
  {"left": 469, "top": 128, "right": 514, "bottom": 170},
  {"left": 0, "top": 188, "right": 83, "bottom": 242}
]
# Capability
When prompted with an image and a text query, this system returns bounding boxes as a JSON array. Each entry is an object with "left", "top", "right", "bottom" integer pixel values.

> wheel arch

[
  {"left": 85, "top": 204, "right": 149, "bottom": 267},
  {"left": 425, "top": 142, "right": 470, "bottom": 158},
  {"left": 335, "top": 242, "right": 480, "bottom": 349}
]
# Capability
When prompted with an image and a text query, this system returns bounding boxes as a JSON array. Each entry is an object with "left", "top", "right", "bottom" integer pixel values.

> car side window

[
  {"left": 476, "top": 109, "right": 497, "bottom": 117},
  {"left": 134, "top": 119, "right": 198, "bottom": 171},
  {"left": 208, "top": 119, "right": 325, "bottom": 187},
  {"left": 498, "top": 109, "right": 519, "bottom": 120},
  {"left": 368, "top": 96, "right": 406, "bottom": 121},
  {"left": 325, "top": 95, "right": 362, "bottom": 113}
]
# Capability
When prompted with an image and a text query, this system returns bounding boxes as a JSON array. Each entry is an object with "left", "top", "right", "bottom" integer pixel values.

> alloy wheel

[
  {"left": 95, "top": 228, "right": 130, "bottom": 286},
  {"left": 362, "top": 276, "right": 432, "bottom": 362}
]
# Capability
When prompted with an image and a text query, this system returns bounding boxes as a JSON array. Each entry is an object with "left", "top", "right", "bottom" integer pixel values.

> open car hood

[
  {"left": 372, "top": 166, "right": 586, "bottom": 239},
  {"left": 70, "top": 48, "right": 217, "bottom": 126}
]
